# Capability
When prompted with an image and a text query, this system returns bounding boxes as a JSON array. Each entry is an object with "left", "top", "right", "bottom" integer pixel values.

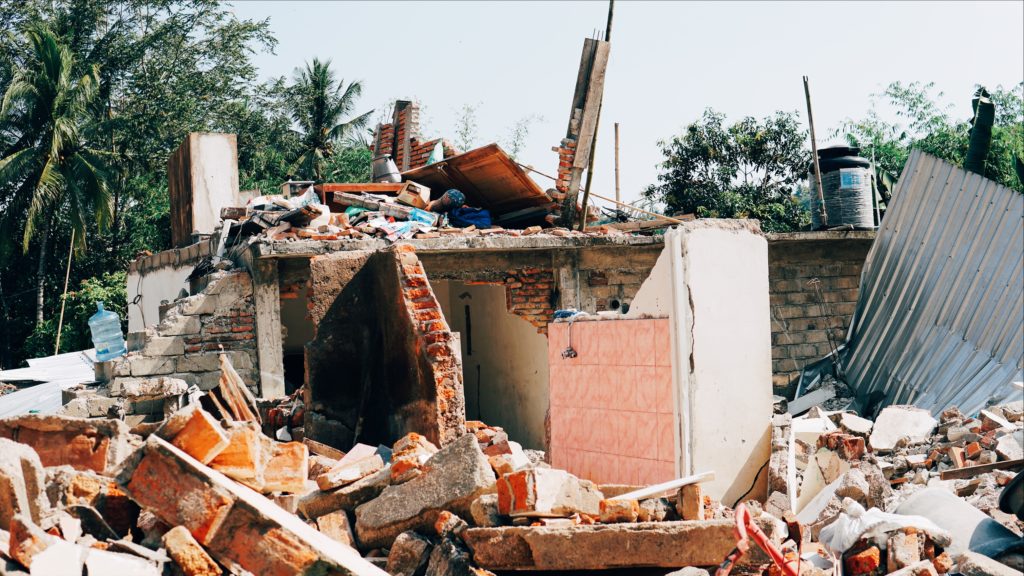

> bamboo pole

[
  {"left": 54, "top": 230, "right": 75, "bottom": 355},
  {"left": 614, "top": 122, "right": 621, "bottom": 204},
  {"left": 803, "top": 76, "right": 828, "bottom": 227}
]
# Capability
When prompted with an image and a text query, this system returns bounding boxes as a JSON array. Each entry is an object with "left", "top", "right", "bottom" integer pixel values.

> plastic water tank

[
  {"left": 808, "top": 145, "right": 874, "bottom": 229},
  {"left": 88, "top": 302, "right": 126, "bottom": 361}
]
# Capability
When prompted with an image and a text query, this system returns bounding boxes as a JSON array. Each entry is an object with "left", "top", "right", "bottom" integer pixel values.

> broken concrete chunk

[
  {"left": 995, "top": 433, "right": 1023, "bottom": 462},
  {"left": 469, "top": 494, "right": 503, "bottom": 528},
  {"left": 839, "top": 412, "right": 874, "bottom": 437},
  {"left": 0, "top": 438, "right": 48, "bottom": 528},
  {"left": 425, "top": 537, "right": 475, "bottom": 576},
  {"left": 85, "top": 548, "right": 163, "bottom": 576},
  {"left": 887, "top": 559, "right": 938, "bottom": 576},
  {"left": 298, "top": 464, "right": 391, "bottom": 520},
  {"left": 117, "top": 376, "right": 189, "bottom": 399},
  {"left": 638, "top": 497, "right": 677, "bottom": 522},
  {"left": 0, "top": 415, "right": 131, "bottom": 475},
  {"left": 385, "top": 531, "right": 432, "bottom": 576},
  {"left": 869, "top": 407, "right": 937, "bottom": 452},
  {"left": 317, "top": 454, "right": 385, "bottom": 491},
  {"left": 392, "top": 433, "right": 438, "bottom": 459},
  {"left": 26, "top": 538, "right": 86, "bottom": 574},
  {"left": 496, "top": 468, "right": 602, "bottom": 518},
  {"left": 315, "top": 509, "right": 356, "bottom": 548},
  {"left": 957, "top": 551, "right": 1022, "bottom": 576},
  {"left": 162, "top": 525, "right": 222, "bottom": 576},
  {"left": 463, "top": 519, "right": 783, "bottom": 571},
  {"left": 887, "top": 530, "right": 922, "bottom": 572},
  {"left": 834, "top": 469, "right": 870, "bottom": 507},
  {"left": 355, "top": 433, "right": 495, "bottom": 549},
  {"left": 170, "top": 407, "right": 230, "bottom": 465}
]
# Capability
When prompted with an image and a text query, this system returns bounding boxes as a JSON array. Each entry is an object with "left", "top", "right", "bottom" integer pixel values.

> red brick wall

[
  {"left": 554, "top": 138, "right": 577, "bottom": 193},
  {"left": 503, "top": 268, "right": 555, "bottom": 334},
  {"left": 183, "top": 310, "right": 255, "bottom": 354}
]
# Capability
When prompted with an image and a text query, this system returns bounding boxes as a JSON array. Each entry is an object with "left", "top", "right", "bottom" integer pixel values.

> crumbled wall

[
  {"left": 502, "top": 268, "right": 556, "bottom": 334},
  {"left": 303, "top": 246, "right": 465, "bottom": 449},
  {"left": 554, "top": 137, "right": 577, "bottom": 193},
  {"left": 767, "top": 237, "right": 872, "bottom": 393},
  {"left": 111, "top": 270, "right": 259, "bottom": 397}
]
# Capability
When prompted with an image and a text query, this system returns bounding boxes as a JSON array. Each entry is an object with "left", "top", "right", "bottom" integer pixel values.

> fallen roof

[
  {"left": 0, "top": 349, "right": 97, "bottom": 418},
  {"left": 844, "top": 151, "right": 1024, "bottom": 415}
]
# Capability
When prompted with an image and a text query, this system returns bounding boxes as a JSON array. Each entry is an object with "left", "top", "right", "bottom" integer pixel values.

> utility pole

[
  {"left": 803, "top": 76, "right": 828, "bottom": 228},
  {"left": 614, "top": 122, "right": 621, "bottom": 205}
]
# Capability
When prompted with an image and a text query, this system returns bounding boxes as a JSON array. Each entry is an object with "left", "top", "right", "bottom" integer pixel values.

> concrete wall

[
  {"left": 548, "top": 318, "right": 675, "bottom": 485},
  {"left": 168, "top": 132, "right": 240, "bottom": 247},
  {"left": 434, "top": 281, "right": 550, "bottom": 450},
  {"left": 126, "top": 240, "right": 214, "bottom": 333},
  {"left": 767, "top": 232, "right": 874, "bottom": 394}
]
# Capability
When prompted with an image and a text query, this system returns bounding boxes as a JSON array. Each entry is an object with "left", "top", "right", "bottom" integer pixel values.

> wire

[{"left": 731, "top": 459, "right": 770, "bottom": 509}]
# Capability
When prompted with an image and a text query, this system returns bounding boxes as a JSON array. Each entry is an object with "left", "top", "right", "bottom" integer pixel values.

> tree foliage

[
  {"left": 644, "top": 109, "right": 811, "bottom": 232},
  {"left": 837, "top": 81, "right": 1023, "bottom": 192}
]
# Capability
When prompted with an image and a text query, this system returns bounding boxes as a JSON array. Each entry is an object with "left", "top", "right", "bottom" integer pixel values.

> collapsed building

[{"left": 0, "top": 35, "right": 1021, "bottom": 576}]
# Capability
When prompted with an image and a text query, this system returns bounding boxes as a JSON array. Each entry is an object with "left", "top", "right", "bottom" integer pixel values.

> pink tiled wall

[{"left": 547, "top": 318, "right": 676, "bottom": 486}]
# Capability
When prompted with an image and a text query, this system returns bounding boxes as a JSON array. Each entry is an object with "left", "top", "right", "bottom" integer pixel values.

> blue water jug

[{"left": 88, "top": 302, "right": 126, "bottom": 361}]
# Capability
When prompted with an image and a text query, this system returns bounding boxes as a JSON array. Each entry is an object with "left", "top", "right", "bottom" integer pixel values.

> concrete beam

[
  {"left": 253, "top": 259, "right": 285, "bottom": 398},
  {"left": 462, "top": 519, "right": 783, "bottom": 571}
]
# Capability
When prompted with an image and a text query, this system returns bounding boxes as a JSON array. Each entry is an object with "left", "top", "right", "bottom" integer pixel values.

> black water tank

[{"left": 808, "top": 145, "right": 874, "bottom": 229}]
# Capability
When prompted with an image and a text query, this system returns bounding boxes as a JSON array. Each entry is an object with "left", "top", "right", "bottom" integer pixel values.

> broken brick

[
  {"left": 845, "top": 546, "right": 881, "bottom": 575},
  {"left": 676, "top": 483, "right": 704, "bottom": 521},
  {"left": 262, "top": 441, "right": 309, "bottom": 494},
  {"left": 317, "top": 454, "right": 385, "bottom": 491},
  {"left": 162, "top": 525, "right": 223, "bottom": 576},
  {"left": 599, "top": 499, "right": 639, "bottom": 523},
  {"left": 170, "top": 407, "right": 230, "bottom": 464},
  {"left": 496, "top": 468, "right": 602, "bottom": 518},
  {"left": 316, "top": 509, "right": 356, "bottom": 548},
  {"left": 208, "top": 422, "right": 265, "bottom": 491}
]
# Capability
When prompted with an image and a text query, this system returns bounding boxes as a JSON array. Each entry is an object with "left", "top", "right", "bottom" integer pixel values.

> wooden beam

[
  {"left": 253, "top": 259, "right": 285, "bottom": 398},
  {"left": 939, "top": 458, "right": 1023, "bottom": 480},
  {"left": 559, "top": 39, "right": 610, "bottom": 227}
]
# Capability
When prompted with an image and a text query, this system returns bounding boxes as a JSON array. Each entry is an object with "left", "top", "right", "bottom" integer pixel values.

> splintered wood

[{"left": 207, "top": 354, "right": 261, "bottom": 424}]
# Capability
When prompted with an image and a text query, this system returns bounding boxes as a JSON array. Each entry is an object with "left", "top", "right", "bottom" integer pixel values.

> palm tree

[
  {"left": 288, "top": 58, "right": 372, "bottom": 181},
  {"left": 0, "top": 26, "right": 111, "bottom": 325}
]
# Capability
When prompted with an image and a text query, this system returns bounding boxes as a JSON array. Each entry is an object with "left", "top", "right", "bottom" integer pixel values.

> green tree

[
  {"left": 643, "top": 109, "right": 810, "bottom": 232},
  {"left": 288, "top": 58, "right": 372, "bottom": 181},
  {"left": 837, "top": 81, "right": 1023, "bottom": 192},
  {"left": 0, "top": 26, "right": 110, "bottom": 325}
]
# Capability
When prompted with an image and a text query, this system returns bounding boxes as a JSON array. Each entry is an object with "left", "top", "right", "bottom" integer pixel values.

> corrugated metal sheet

[
  {"left": 845, "top": 151, "right": 1023, "bottom": 416},
  {"left": 0, "top": 349, "right": 96, "bottom": 417}
]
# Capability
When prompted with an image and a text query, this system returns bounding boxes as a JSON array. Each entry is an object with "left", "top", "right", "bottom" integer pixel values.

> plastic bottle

[{"left": 88, "top": 302, "right": 126, "bottom": 361}]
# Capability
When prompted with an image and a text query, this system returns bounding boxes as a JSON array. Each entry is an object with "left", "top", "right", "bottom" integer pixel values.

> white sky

[{"left": 230, "top": 1, "right": 1024, "bottom": 209}]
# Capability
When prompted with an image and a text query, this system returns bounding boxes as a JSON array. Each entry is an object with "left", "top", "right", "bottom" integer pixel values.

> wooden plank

[
  {"left": 939, "top": 458, "right": 1023, "bottom": 480},
  {"left": 560, "top": 39, "right": 610, "bottom": 227},
  {"left": 253, "top": 259, "right": 285, "bottom": 398},
  {"left": 303, "top": 438, "right": 346, "bottom": 461},
  {"left": 317, "top": 183, "right": 405, "bottom": 193},
  {"left": 566, "top": 39, "right": 599, "bottom": 135}
]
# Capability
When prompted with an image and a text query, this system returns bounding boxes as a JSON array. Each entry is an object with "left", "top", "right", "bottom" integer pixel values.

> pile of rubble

[{"left": 770, "top": 400, "right": 1023, "bottom": 576}]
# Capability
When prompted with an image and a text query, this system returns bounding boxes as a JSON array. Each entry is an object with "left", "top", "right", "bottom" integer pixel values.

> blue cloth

[{"left": 448, "top": 206, "right": 491, "bottom": 228}]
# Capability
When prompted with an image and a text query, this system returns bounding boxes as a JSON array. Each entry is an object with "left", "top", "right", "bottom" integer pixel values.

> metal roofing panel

[{"left": 845, "top": 151, "right": 1024, "bottom": 416}]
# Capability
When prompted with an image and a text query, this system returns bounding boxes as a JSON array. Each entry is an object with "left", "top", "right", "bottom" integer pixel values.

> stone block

[
  {"left": 317, "top": 454, "right": 385, "bottom": 491},
  {"left": 57, "top": 395, "right": 119, "bottom": 419},
  {"left": 159, "top": 312, "right": 202, "bottom": 336},
  {"left": 463, "top": 519, "right": 783, "bottom": 571},
  {"left": 117, "top": 376, "right": 188, "bottom": 398},
  {"left": 142, "top": 336, "right": 186, "bottom": 356},
  {"left": 170, "top": 407, "right": 230, "bottom": 465},
  {"left": 0, "top": 415, "right": 131, "bottom": 476},
  {"left": 638, "top": 498, "right": 676, "bottom": 522},
  {"left": 355, "top": 433, "right": 495, "bottom": 549},
  {"left": 298, "top": 465, "right": 391, "bottom": 520},
  {"left": 119, "top": 435, "right": 386, "bottom": 574},
  {"left": 0, "top": 439, "right": 48, "bottom": 528},
  {"left": 263, "top": 441, "right": 309, "bottom": 495},
  {"left": 163, "top": 525, "right": 223, "bottom": 576},
  {"left": 599, "top": 499, "right": 639, "bottom": 523},
  {"left": 177, "top": 353, "right": 222, "bottom": 373},
  {"left": 129, "top": 356, "right": 177, "bottom": 377},
  {"left": 315, "top": 509, "right": 355, "bottom": 547},
  {"left": 386, "top": 531, "right": 432, "bottom": 576},
  {"left": 496, "top": 468, "right": 602, "bottom": 518}
]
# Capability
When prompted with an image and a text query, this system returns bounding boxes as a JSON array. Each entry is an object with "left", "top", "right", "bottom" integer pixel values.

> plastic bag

[{"left": 818, "top": 498, "right": 952, "bottom": 554}]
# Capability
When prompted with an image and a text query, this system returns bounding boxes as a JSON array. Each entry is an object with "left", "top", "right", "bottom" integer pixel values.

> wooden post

[
  {"left": 614, "top": 122, "right": 621, "bottom": 204},
  {"left": 803, "top": 76, "right": 828, "bottom": 227},
  {"left": 54, "top": 230, "right": 75, "bottom": 355},
  {"left": 253, "top": 259, "right": 285, "bottom": 398},
  {"left": 576, "top": 0, "right": 616, "bottom": 231},
  {"left": 559, "top": 40, "right": 610, "bottom": 228}
]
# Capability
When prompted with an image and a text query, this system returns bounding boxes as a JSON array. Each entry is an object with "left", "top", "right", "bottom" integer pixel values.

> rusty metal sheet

[{"left": 401, "top": 143, "right": 553, "bottom": 217}]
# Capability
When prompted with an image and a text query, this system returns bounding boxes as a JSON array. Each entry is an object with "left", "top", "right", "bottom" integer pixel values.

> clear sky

[{"left": 229, "top": 1, "right": 1024, "bottom": 208}]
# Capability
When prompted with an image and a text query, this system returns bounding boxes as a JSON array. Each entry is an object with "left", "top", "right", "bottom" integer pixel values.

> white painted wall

[
  {"left": 434, "top": 280, "right": 550, "bottom": 449},
  {"left": 127, "top": 267, "right": 192, "bottom": 333},
  {"left": 189, "top": 133, "right": 240, "bottom": 237},
  {"left": 631, "top": 221, "right": 773, "bottom": 504}
]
